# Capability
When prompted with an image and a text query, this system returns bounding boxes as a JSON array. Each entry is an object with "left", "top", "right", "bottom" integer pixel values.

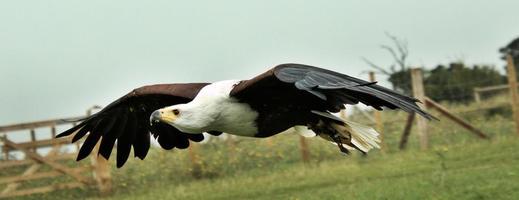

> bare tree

[
  {"left": 362, "top": 33, "right": 410, "bottom": 91},
  {"left": 363, "top": 32, "right": 409, "bottom": 75}
]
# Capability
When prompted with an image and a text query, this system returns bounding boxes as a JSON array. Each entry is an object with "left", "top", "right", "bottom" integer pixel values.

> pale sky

[{"left": 1, "top": 0, "right": 519, "bottom": 125}]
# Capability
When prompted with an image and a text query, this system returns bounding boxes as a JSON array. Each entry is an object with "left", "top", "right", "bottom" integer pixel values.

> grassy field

[
  {"left": 7, "top": 96, "right": 519, "bottom": 200},
  {"left": 81, "top": 136, "right": 519, "bottom": 200}
]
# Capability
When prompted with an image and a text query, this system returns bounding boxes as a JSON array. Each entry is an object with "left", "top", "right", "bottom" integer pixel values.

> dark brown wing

[
  {"left": 56, "top": 83, "right": 210, "bottom": 168},
  {"left": 231, "top": 63, "right": 433, "bottom": 119}
]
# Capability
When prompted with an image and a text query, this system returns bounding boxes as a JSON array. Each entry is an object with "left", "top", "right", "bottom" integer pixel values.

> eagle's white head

[{"left": 150, "top": 103, "right": 216, "bottom": 134}]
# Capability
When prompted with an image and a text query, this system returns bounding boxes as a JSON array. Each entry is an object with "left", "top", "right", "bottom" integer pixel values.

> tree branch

[
  {"left": 361, "top": 57, "right": 391, "bottom": 75},
  {"left": 382, "top": 32, "right": 409, "bottom": 71}
]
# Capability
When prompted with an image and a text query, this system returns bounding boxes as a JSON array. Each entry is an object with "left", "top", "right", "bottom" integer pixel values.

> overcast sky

[{"left": 1, "top": 0, "right": 518, "bottom": 125}]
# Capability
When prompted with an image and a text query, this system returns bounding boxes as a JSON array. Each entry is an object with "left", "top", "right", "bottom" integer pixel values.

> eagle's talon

[{"left": 338, "top": 144, "right": 350, "bottom": 154}]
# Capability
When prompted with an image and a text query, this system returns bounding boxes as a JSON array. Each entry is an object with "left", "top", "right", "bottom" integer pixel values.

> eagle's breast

[{"left": 190, "top": 80, "right": 260, "bottom": 136}]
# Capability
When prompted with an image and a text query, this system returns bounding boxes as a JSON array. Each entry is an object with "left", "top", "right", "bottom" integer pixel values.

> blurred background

[{"left": 1, "top": 1, "right": 519, "bottom": 199}]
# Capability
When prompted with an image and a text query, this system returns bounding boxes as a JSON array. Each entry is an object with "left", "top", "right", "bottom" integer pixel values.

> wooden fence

[
  {"left": 398, "top": 68, "right": 490, "bottom": 150},
  {"left": 473, "top": 84, "right": 516, "bottom": 103},
  {"left": 0, "top": 106, "right": 110, "bottom": 199}
]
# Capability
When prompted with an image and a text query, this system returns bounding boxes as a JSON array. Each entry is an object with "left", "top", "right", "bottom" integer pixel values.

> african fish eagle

[{"left": 57, "top": 64, "right": 433, "bottom": 167}]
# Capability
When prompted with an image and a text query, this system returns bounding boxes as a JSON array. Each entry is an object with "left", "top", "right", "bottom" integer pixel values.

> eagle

[{"left": 57, "top": 64, "right": 432, "bottom": 167}]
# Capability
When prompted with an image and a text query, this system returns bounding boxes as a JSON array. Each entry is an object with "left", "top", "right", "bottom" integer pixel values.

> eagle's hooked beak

[{"left": 150, "top": 108, "right": 178, "bottom": 126}]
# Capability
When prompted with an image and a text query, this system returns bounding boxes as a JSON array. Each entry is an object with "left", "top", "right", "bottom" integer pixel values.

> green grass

[
  {"left": 6, "top": 96, "right": 519, "bottom": 200},
  {"left": 85, "top": 136, "right": 519, "bottom": 200}
]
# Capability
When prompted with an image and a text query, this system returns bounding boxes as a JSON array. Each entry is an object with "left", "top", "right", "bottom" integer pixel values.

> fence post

[
  {"left": 91, "top": 148, "right": 111, "bottom": 196},
  {"left": 369, "top": 72, "right": 385, "bottom": 152},
  {"left": 227, "top": 135, "right": 237, "bottom": 162},
  {"left": 295, "top": 123, "right": 311, "bottom": 164},
  {"left": 188, "top": 143, "right": 202, "bottom": 178},
  {"left": 399, "top": 113, "right": 415, "bottom": 150},
  {"left": 30, "top": 129, "right": 36, "bottom": 152},
  {"left": 473, "top": 88, "right": 481, "bottom": 103},
  {"left": 506, "top": 54, "right": 519, "bottom": 136},
  {"left": 299, "top": 135, "right": 310, "bottom": 163},
  {"left": 87, "top": 107, "right": 112, "bottom": 196},
  {"left": 50, "top": 126, "right": 56, "bottom": 138},
  {"left": 411, "top": 68, "right": 428, "bottom": 150},
  {"left": 1, "top": 133, "right": 8, "bottom": 160}
]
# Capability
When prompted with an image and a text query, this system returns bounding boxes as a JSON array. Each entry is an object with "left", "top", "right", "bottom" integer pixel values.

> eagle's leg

[
  {"left": 308, "top": 119, "right": 367, "bottom": 155},
  {"left": 308, "top": 120, "right": 351, "bottom": 154},
  {"left": 330, "top": 133, "right": 350, "bottom": 154}
]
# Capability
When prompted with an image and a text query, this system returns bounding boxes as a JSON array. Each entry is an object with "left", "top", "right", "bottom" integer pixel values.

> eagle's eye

[{"left": 172, "top": 109, "right": 180, "bottom": 115}]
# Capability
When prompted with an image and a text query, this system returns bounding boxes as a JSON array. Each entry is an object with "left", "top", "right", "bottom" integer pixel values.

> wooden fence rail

[
  {"left": 0, "top": 106, "right": 110, "bottom": 199},
  {"left": 473, "top": 84, "right": 518, "bottom": 103}
]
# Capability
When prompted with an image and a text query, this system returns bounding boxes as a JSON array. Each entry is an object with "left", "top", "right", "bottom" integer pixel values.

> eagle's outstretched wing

[
  {"left": 231, "top": 63, "right": 434, "bottom": 119},
  {"left": 57, "top": 83, "right": 212, "bottom": 167}
]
